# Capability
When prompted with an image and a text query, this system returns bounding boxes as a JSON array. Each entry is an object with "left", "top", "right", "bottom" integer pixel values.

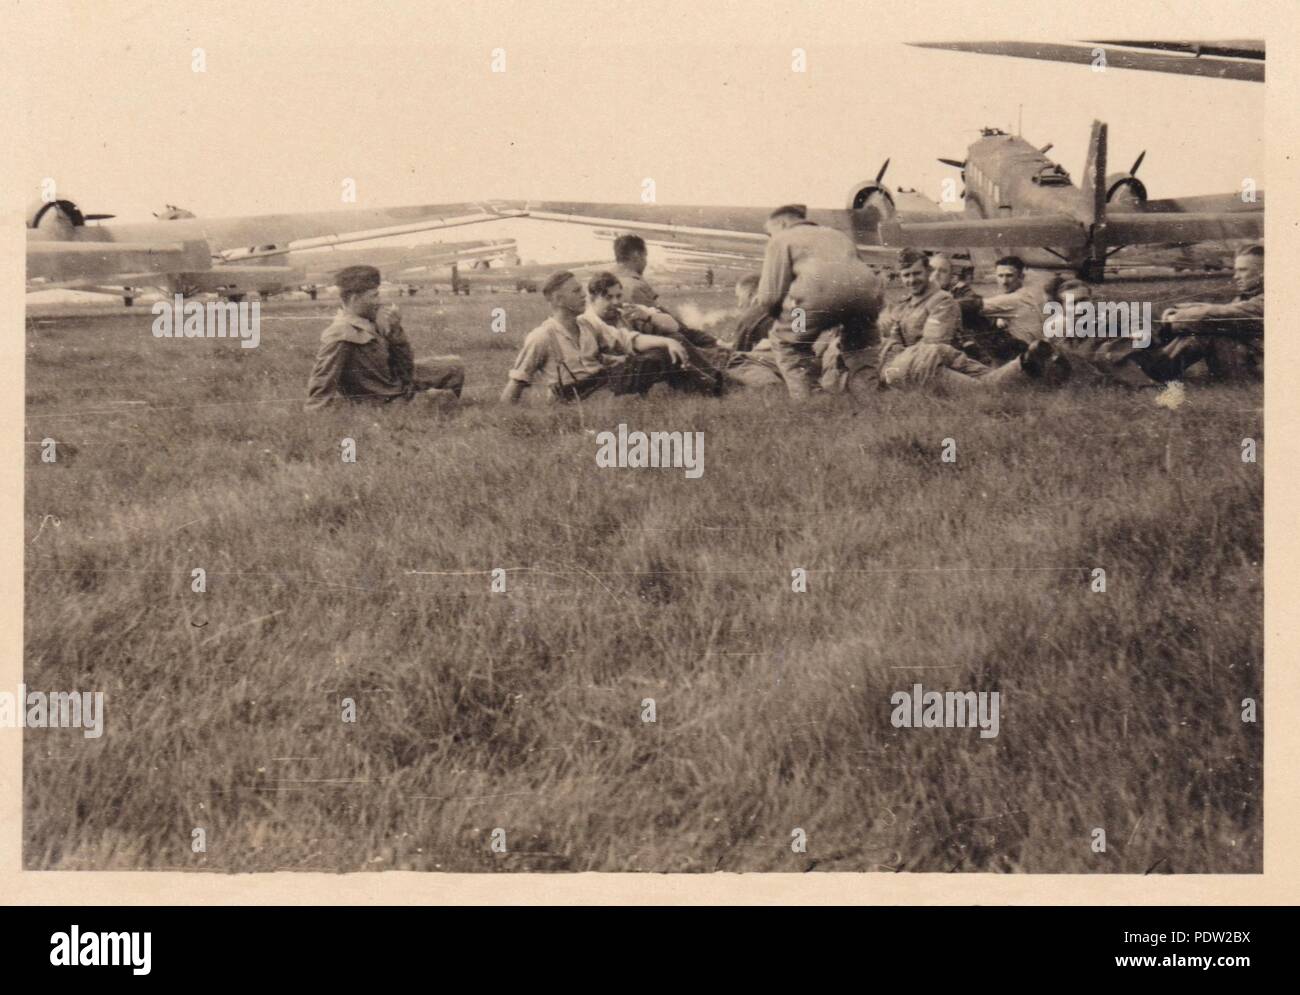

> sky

[{"left": 15, "top": 1, "right": 1267, "bottom": 264}]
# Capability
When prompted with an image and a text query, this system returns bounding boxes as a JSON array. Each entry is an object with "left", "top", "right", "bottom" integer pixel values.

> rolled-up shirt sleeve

[
  {"left": 979, "top": 291, "right": 1022, "bottom": 318},
  {"left": 647, "top": 311, "right": 680, "bottom": 335},
  {"left": 589, "top": 315, "right": 640, "bottom": 354},
  {"left": 508, "top": 331, "right": 550, "bottom": 384}
]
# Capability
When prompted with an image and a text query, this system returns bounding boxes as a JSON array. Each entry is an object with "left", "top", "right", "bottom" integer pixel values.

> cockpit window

[{"left": 1033, "top": 165, "right": 1071, "bottom": 186}]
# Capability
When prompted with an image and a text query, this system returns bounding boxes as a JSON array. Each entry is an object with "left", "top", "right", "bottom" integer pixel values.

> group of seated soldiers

[{"left": 303, "top": 216, "right": 1264, "bottom": 410}]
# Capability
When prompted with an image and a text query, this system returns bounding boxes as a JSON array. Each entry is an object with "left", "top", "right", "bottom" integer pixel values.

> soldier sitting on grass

[
  {"left": 500, "top": 270, "right": 694, "bottom": 403},
  {"left": 304, "top": 265, "right": 464, "bottom": 411}
]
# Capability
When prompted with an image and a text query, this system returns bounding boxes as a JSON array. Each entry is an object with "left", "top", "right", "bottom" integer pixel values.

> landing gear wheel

[{"left": 1079, "top": 257, "right": 1107, "bottom": 283}]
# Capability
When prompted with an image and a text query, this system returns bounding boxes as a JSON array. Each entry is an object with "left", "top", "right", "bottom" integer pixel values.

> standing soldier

[{"left": 305, "top": 265, "right": 464, "bottom": 410}]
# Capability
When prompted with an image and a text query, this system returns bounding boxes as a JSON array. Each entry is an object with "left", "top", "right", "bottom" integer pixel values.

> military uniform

[
  {"left": 305, "top": 309, "right": 464, "bottom": 410},
  {"left": 877, "top": 286, "right": 1059, "bottom": 390},
  {"left": 948, "top": 281, "right": 1019, "bottom": 364},
  {"left": 878, "top": 287, "right": 993, "bottom": 387},
  {"left": 722, "top": 305, "right": 783, "bottom": 389},
  {"left": 753, "top": 221, "right": 884, "bottom": 398},
  {"left": 1138, "top": 288, "right": 1264, "bottom": 382}
]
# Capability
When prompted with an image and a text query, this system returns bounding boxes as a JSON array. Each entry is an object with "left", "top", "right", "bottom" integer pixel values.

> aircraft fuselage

[{"left": 962, "top": 132, "right": 1090, "bottom": 223}]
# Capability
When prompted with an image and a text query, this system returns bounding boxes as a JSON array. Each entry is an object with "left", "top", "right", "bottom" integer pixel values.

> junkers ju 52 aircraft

[
  {"left": 495, "top": 118, "right": 1261, "bottom": 283},
  {"left": 878, "top": 119, "right": 1262, "bottom": 281},
  {"left": 26, "top": 195, "right": 522, "bottom": 301},
  {"left": 491, "top": 39, "right": 1262, "bottom": 282}
]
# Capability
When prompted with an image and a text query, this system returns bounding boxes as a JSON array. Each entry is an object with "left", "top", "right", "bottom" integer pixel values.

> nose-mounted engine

[
  {"left": 845, "top": 159, "right": 896, "bottom": 216},
  {"left": 27, "top": 195, "right": 114, "bottom": 236},
  {"left": 1104, "top": 151, "right": 1148, "bottom": 207}
]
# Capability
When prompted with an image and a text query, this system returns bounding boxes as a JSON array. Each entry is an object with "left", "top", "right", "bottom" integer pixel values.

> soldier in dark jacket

[{"left": 305, "top": 265, "right": 463, "bottom": 410}]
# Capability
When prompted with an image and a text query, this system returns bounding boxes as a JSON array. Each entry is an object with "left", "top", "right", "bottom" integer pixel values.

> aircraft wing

[
  {"left": 657, "top": 240, "right": 899, "bottom": 274},
  {"left": 604, "top": 229, "right": 769, "bottom": 259},
  {"left": 461, "top": 259, "right": 610, "bottom": 280},
  {"left": 512, "top": 201, "right": 773, "bottom": 245},
  {"left": 298, "top": 240, "right": 517, "bottom": 282},
  {"left": 879, "top": 215, "right": 1089, "bottom": 249},
  {"left": 513, "top": 197, "right": 948, "bottom": 256},
  {"left": 206, "top": 206, "right": 520, "bottom": 260},
  {"left": 1105, "top": 211, "right": 1264, "bottom": 245},
  {"left": 29, "top": 203, "right": 514, "bottom": 287},
  {"left": 27, "top": 239, "right": 213, "bottom": 283},
  {"left": 909, "top": 40, "right": 1263, "bottom": 82},
  {"left": 1137, "top": 193, "right": 1264, "bottom": 214},
  {"left": 385, "top": 244, "right": 519, "bottom": 278}
]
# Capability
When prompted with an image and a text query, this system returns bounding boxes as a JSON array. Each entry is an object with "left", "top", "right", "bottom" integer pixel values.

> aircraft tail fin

[{"left": 1080, "top": 120, "right": 1108, "bottom": 226}]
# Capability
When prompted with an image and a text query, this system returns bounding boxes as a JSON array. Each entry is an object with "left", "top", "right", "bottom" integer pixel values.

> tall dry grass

[{"left": 23, "top": 285, "right": 1262, "bottom": 871}]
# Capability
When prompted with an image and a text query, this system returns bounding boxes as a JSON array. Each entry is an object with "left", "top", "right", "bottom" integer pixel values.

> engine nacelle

[
  {"left": 27, "top": 196, "right": 87, "bottom": 233},
  {"left": 1105, "top": 172, "right": 1148, "bottom": 207},
  {"left": 846, "top": 181, "right": 896, "bottom": 217}
]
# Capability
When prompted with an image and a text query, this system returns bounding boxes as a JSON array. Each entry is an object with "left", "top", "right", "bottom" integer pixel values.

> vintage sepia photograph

[{"left": 15, "top": 3, "right": 1266, "bottom": 880}]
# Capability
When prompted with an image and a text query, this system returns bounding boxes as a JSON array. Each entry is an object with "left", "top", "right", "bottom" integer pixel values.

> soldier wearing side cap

[{"left": 305, "top": 265, "right": 465, "bottom": 410}]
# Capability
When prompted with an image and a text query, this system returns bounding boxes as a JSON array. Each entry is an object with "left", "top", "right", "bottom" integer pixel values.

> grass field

[{"left": 23, "top": 284, "right": 1263, "bottom": 872}]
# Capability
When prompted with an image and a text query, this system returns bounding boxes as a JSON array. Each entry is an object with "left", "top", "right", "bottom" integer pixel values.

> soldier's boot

[{"left": 1020, "top": 340, "right": 1071, "bottom": 386}]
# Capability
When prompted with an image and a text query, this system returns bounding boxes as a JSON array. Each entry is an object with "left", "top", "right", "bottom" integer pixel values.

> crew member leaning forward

[
  {"left": 751, "top": 204, "right": 884, "bottom": 399},
  {"left": 305, "top": 265, "right": 464, "bottom": 410}
]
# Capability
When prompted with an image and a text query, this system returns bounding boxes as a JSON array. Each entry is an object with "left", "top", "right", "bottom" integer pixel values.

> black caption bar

[{"left": 0, "top": 905, "right": 1273, "bottom": 981}]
